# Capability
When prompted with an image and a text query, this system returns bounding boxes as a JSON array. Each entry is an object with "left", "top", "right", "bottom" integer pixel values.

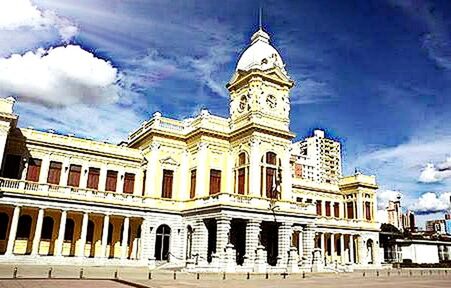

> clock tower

[{"left": 227, "top": 28, "right": 294, "bottom": 132}]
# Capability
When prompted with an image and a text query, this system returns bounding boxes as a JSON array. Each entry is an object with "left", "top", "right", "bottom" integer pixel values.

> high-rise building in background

[{"left": 292, "top": 129, "right": 341, "bottom": 184}]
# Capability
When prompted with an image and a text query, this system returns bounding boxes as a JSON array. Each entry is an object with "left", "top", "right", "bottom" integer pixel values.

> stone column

[
  {"left": 281, "top": 146, "right": 292, "bottom": 200},
  {"left": 100, "top": 214, "right": 110, "bottom": 258},
  {"left": 357, "top": 236, "right": 364, "bottom": 264},
  {"left": 139, "top": 218, "right": 153, "bottom": 264},
  {"left": 31, "top": 208, "right": 45, "bottom": 256},
  {"left": 277, "top": 222, "right": 292, "bottom": 267},
  {"left": 98, "top": 163, "right": 108, "bottom": 191},
  {"left": 340, "top": 234, "right": 345, "bottom": 264},
  {"left": 349, "top": 235, "right": 355, "bottom": 264},
  {"left": 79, "top": 162, "right": 89, "bottom": 189},
  {"left": 59, "top": 159, "right": 70, "bottom": 186},
  {"left": 330, "top": 233, "right": 335, "bottom": 263},
  {"left": 195, "top": 143, "right": 209, "bottom": 198},
  {"left": 38, "top": 155, "right": 51, "bottom": 184},
  {"left": 297, "top": 227, "right": 304, "bottom": 259},
  {"left": 5, "top": 205, "right": 21, "bottom": 256},
  {"left": 320, "top": 233, "right": 325, "bottom": 262},
  {"left": 134, "top": 169, "right": 144, "bottom": 196},
  {"left": 117, "top": 169, "right": 125, "bottom": 194},
  {"left": 216, "top": 216, "right": 231, "bottom": 260},
  {"left": 78, "top": 212, "right": 89, "bottom": 257},
  {"left": 302, "top": 224, "right": 316, "bottom": 267},
  {"left": 356, "top": 194, "right": 363, "bottom": 220},
  {"left": 225, "top": 149, "right": 234, "bottom": 194},
  {"left": 244, "top": 219, "right": 261, "bottom": 267},
  {"left": 248, "top": 139, "right": 261, "bottom": 197},
  {"left": 192, "top": 219, "right": 209, "bottom": 266},
  {"left": 55, "top": 210, "right": 67, "bottom": 257},
  {"left": 178, "top": 150, "right": 189, "bottom": 200},
  {"left": 145, "top": 143, "right": 161, "bottom": 197},
  {"left": 121, "top": 217, "right": 130, "bottom": 259}
]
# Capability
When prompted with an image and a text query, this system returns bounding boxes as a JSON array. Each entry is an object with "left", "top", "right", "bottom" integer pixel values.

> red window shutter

[
  {"left": 190, "top": 170, "right": 196, "bottom": 199},
  {"left": 238, "top": 168, "right": 245, "bottom": 195},
  {"left": 365, "top": 202, "right": 371, "bottom": 220},
  {"left": 67, "top": 164, "right": 81, "bottom": 187},
  {"left": 87, "top": 168, "right": 100, "bottom": 189},
  {"left": 162, "top": 170, "right": 173, "bottom": 198},
  {"left": 47, "top": 161, "right": 62, "bottom": 184},
  {"left": 334, "top": 202, "right": 340, "bottom": 217},
  {"left": 347, "top": 202, "right": 354, "bottom": 219},
  {"left": 26, "top": 158, "right": 41, "bottom": 182},
  {"left": 106, "top": 170, "right": 118, "bottom": 192},
  {"left": 316, "top": 200, "right": 322, "bottom": 216},
  {"left": 209, "top": 170, "right": 221, "bottom": 195},
  {"left": 266, "top": 167, "right": 276, "bottom": 198},
  {"left": 123, "top": 173, "right": 135, "bottom": 194},
  {"left": 325, "top": 201, "right": 331, "bottom": 217}
]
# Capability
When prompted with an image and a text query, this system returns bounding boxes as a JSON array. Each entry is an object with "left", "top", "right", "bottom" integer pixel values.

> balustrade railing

[{"left": 0, "top": 177, "right": 144, "bottom": 204}]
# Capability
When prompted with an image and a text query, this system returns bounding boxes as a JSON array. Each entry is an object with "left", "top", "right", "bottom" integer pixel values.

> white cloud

[
  {"left": 418, "top": 158, "right": 451, "bottom": 183},
  {"left": 0, "top": 45, "right": 120, "bottom": 107},
  {"left": 0, "top": 0, "right": 77, "bottom": 42},
  {"left": 377, "top": 189, "right": 402, "bottom": 210},
  {"left": 409, "top": 192, "right": 451, "bottom": 214}
]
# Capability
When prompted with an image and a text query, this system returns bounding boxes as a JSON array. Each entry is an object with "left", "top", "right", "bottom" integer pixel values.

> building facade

[{"left": 0, "top": 28, "right": 380, "bottom": 272}]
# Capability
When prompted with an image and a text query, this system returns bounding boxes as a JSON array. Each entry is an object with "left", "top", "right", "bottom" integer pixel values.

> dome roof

[{"left": 236, "top": 29, "right": 287, "bottom": 75}]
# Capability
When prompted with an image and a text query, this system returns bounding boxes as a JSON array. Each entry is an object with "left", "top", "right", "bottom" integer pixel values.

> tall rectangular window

[
  {"left": 26, "top": 158, "right": 41, "bottom": 182},
  {"left": 325, "top": 201, "right": 331, "bottom": 217},
  {"left": 47, "top": 161, "right": 62, "bottom": 185},
  {"left": 347, "top": 202, "right": 354, "bottom": 219},
  {"left": 333, "top": 202, "right": 340, "bottom": 218},
  {"left": 105, "top": 170, "right": 118, "bottom": 192},
  {"left": 365, "top": 201, "right": 371, "bottom": 220},
  {"left": 86, "top": 168, "right": 100, "bottom": 189},
  {"left": 190, "top": 170, "right": 196, "bottom": 199},
  {"left": 209, "top": 169, "right": 221, "bottom": 195},
  {"left": 238, "top": 168, "right": 245, "bottom": 195},
  {"left": 67, "top": 164, "right": 81, "bottom": 187},
  {"left": 123, "top": 173, "right": 135, "bottom": 194},
  {"left": 316, "top": 200, "right": 322, "bottom": 216},
  {"left": 266, "top": 167, "right": 276, "bottom": 198},
  {"left": 162, "top": 169, "right": 173, "bottom": 198}
]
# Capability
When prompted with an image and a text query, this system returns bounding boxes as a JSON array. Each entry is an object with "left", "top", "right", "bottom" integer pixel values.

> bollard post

[
  {"left": 303, "top": 271, "right": 306, "bottom": 279},
  {"left": 114, "top": 270, "right": 118, "bottom": 279},
  {"left": 387, "top": 271, "right": 390, "bottom": 277},
  {"left": 148, "top": 271, "right": 152, "bottom": 280},
  {"left": 48, "top": 267, "right": 52, "bottom": 279},
  {"left": 13, "top": 267, "right": 17, "bottom": 279},
  {"left": 429, "top": 270, "right": 432, "bottom": 275},
  {"left": 420, "top": 271, "right": 423, "bottom": 276},
  {"left": 409, "top": 270, "right": 412, "bottom": 276},
  {"left": 247, "top": 272, "right": 250, "bottom": 280},
  {"left": 398, "top": 270, "right": 401, "bottom": 276},
  {"left": 282, "top": 272, "right": 287, "bottom": 279},
  {"left": 79, "top": 268, "right": 84, "bottom": 279},
  {"left": 223, "top": 272, "right": 226, "bottom": 280},
  {"left": 376, "top": 271, "right": 379, "bottom": 277},
  {"left": 197, "top": 273, "right": 200, "bottom": 280},
  {"left": 265, "top": 272, "right": 269, "bottom": 279},
  {"left": 173, "top": 271, "right": 177, "bottom": 280},
  {"left": 363, "top": 272, "right": 365, "bottom": 277}
]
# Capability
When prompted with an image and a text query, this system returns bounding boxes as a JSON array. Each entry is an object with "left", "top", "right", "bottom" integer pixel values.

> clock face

[
  {"left": 266, "top": 95, "right": 277, "bottom": 108},
  {"left": 238, "top": 95, "right": 249, "bottom": 112}
]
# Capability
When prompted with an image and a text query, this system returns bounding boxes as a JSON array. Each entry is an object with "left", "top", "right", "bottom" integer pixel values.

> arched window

[
  {"left": 16, "top": 215, "right": 32, "bottom": 239},
  {"left": 186, "top": 225, "right": 193, "bottom": 259},
  {"left": 367, "top": 239, "right": 374, "bottom": 264},
  {"left": 155, "top": 224, "right": 171, "bottom": 261},
  {"left": 261, "top": 152, "right": 280, "bottom": 199},
  {"left": 86, "top": 220, "right": 94, "bottom": 243},
  {"left": 41, "top": 216, "right": 54, "bottom": 240},
  {"left": 235, "top": 152, "right": 249, "bottom": 195},
  {"left": 64, "top": 219, "right": 75, "bottom": 241},
  {"left": 0, "top": 213, "right": 9, "bottom": 240}
]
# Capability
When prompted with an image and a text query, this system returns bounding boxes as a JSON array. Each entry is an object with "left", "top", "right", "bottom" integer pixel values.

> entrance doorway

[
  {"left": 230, "top": 219, "right": 246, "bottom": 265},
  {"left": 205, "top": 219, "right": 216, "bottom": 263},
  {"left": 261, "top": 221, "right": 279, "bottom": 266},
  {"left": 155, "top": 224, "right": 171, "bottom": 261}
]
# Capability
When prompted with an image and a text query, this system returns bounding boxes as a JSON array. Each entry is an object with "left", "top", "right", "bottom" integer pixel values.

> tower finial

[{"left": 259, "top": 4, "right": 262, "bottom": 30}]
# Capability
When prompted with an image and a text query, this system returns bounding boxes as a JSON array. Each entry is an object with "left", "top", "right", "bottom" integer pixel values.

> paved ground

[
  {"left": 0, "top": 279, "right": 131, "bottom": 288},
  {"left": 1, "top": 275, "right": 450, "bottom": 288}
]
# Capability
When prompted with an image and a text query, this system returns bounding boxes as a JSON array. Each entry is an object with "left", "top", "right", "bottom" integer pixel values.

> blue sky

[{"left": 0, "top": 0, "right": 450, "bottom": 227}]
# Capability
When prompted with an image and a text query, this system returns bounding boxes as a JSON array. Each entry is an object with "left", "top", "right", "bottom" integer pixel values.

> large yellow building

[{"left": 0, "top": 28, "right": 380, "bottom": 272}]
